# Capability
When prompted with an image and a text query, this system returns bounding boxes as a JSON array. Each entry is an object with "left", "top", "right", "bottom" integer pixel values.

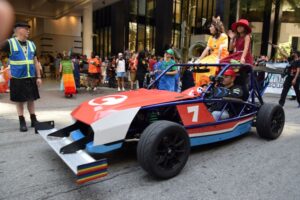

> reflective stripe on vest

[
  {"left": 10, "top": 60, "right": 35, "bottom": 65},
  {"left": 10, "top": 38, "right": 18, "bottom": 51},
  {"left": 8, "top": 38, "right": 36, "bottom": 78}
]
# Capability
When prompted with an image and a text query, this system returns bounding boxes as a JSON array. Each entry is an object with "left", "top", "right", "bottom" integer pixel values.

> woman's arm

[
  {"left": 198, "top": 46, "right": 210, "bottom": 61},
  {"left": 166, "top": 70, "right": 178, "bottom": 75},
  {"left": 59, "top": 63, "right": 62, "bottom": 73},
  {"left": 240, "top": 34, "right": 251, "bottom": 64},
  {"left": 227, "top": 30, "right": 236, "bottom": 52}
]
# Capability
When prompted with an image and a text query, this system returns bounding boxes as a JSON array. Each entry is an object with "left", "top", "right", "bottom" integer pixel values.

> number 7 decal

[
  {"left": 177, "top": 103, "right": 215, "bottom": 126},
  {"left": 187, "top": 106, "right": 199, "bottom": 122}
]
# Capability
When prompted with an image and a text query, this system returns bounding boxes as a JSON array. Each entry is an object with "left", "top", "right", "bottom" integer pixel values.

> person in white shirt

[{"left": 116, "top": 53, "right": 126, "bottom": 91}]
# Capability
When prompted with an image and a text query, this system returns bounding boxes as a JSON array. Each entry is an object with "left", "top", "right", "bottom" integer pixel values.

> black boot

[
  {"left": 19, "top": 116, "right": 28, "bottom": 132},
  {"left": 30, "top": 114, "right": 39, "bottom": 127}
]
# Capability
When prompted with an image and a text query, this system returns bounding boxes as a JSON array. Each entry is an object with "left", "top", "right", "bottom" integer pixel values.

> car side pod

[{"left": 37, "top": 123, "right": 108, "bottom": 184}]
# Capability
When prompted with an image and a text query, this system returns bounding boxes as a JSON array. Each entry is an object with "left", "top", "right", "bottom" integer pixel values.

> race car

[{"left": 37, "top": 63, "right": 285, "bottom": 184}]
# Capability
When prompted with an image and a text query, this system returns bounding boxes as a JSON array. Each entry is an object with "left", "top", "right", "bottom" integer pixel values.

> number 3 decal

[{"left": 187, "top": 105, "right": 199, "bottom": 122}]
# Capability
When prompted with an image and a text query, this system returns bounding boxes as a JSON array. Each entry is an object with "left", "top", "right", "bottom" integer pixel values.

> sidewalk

[{"left": 0, "top": 79, "right": 118, "bottom": 131}]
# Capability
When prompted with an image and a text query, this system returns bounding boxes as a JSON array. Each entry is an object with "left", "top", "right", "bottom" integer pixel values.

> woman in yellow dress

[{"left": 195, "top": 17, "right": 229, "bottom": 86}]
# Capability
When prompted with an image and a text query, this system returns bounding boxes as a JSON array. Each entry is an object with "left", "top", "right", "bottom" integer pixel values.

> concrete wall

[
  {"left": 44, "top": 16, "right": 81, "bottom": 37},
  {"left": 279, "top": 23, "right": 300, "bottom": 44},
  {"left": 29, "top": 16, "right": 82, "bottom": 56}
]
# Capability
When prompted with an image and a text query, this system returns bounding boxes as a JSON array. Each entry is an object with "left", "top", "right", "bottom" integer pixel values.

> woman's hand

[
  {"left": 227, "top": 30, "right": 236, "bottom": 39},
  {"left": 240, "top": 57, "right": 246, "bottom": 64}
]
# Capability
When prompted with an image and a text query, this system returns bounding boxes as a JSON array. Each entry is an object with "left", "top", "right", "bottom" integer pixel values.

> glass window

[
  {"left": 139, "top": 0, "right": 146, "bottom": 16},
  {"left": 173, "top": 0, "right": 181, "bottom": 23},
  {"left": 239, "top": 0, "right": 265, "bottom": 22},
  {"left": 175, "top": 0, "right": 181, "bottom": 23},
  {"left": 130, "top": 0, "right": 137, "bottom": 15},
  {"left": 146, "top": 0, "right": 155, "bottom": 17},
  {"left": 202, "top": 0, "right": 208, "bottom": 17},
  {"left": 138, "top": 24, "right": 145, "bottom": 51},
  {"left": 108, "top": 27, "right": 111, "bottom": 56},
  {"left": 172, "top": 29, "right": 180, "bottom": 48},
  {"left": 104, "top": 27, "right": 108, "bottom": 57},
  {"left": 195, "top": 0, "right": 215, "bottom": 32},
  {"left": 99, "top": 29, "right": 104, "bottom": 57},
  {"left": 196, "top": 0, "right": 204, "bottom": 28},
  {"left": 251, "top": 33, "right": 263, "bottom": 57},
  {"left": 282, "top": 0, "right": 300, "bottom": 23},
  {"left": 129, "top": 22, "right": 137, "bottom": 52},
  {"left": 146, "top": 25, "right": 155, "bottom": 51}
]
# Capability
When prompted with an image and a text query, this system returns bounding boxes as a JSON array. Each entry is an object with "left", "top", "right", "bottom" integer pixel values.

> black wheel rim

[
  {"left": 155, "top": 132, "right": 188, "bottom": 170},
  {"left": 271, "top": 109, "right": 284, "bottom": 135}
]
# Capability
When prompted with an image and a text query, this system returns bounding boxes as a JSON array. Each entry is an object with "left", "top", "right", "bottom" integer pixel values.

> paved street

[{"left": 0, "top": 80, "right": 300, "bottom": 200}]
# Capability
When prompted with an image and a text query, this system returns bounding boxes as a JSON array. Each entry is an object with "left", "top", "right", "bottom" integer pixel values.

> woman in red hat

[{"left": 220, "top": 19, "right": 253, "bottom": 65}]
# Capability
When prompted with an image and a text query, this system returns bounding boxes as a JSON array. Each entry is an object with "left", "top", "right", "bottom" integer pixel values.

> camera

[{"left": 282, "top": 63, "right": 291, "bottom": 78}]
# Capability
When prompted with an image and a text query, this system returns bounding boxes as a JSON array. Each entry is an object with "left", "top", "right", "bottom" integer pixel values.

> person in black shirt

[
  {"left": 278, "top": 51, "right": 300, "bottom": 107},
  {"left": 210, "top": 68, "right": 246, "bottom": 120},
  {"left": 136, "top": 51, "right": 148, "bottom": 89}
]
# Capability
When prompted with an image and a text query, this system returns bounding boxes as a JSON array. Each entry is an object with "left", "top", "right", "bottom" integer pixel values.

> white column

[{"left": 83, "top": 1, "right": 93, "bottom": 56}]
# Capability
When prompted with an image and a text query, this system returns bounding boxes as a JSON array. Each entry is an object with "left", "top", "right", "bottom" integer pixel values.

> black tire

[
  {"left": 256, "top": 103, "right": 285, "bottom": 139},
  {"left": 137, "top": 120, "right": 190, "bottom": 179}
]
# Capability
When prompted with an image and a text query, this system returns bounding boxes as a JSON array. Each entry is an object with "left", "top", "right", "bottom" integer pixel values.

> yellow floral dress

[{"left": 194, "top": 33, "right": 229, "bottom": 86}]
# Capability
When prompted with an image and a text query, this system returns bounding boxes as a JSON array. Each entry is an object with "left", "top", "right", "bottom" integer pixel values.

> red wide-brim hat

[{"left": 231, "top": 19, "right": 251, "bottom": 33}]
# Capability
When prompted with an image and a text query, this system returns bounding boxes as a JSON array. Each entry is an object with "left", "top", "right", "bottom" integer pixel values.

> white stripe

[
  {"left": 92, "top": 107, "right": 141, "bottom": 146},
  {"left": 188, "top": 117, "right": 253, "bottom": 138}
]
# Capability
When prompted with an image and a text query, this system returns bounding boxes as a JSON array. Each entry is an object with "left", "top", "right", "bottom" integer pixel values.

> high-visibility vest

[{"left": 8, "top": 38, "right": 36, "bottom": 78}]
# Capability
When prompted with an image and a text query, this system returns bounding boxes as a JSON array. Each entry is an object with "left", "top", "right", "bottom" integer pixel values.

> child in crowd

[{"left": 59, "top": 54, "right": 76, "bottom": 98}]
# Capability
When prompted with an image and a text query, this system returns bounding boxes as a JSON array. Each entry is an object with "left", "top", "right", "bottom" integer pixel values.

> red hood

[{"left": 71, "top": 89, "right": 192, "bottom": 124}]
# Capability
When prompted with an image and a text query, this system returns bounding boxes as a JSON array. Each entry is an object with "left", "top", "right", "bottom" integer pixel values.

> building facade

[
  {"left": 93, "top": 0, "right": 300, "bottom": 59},
  {"left": 93, "top": 0, "right": 217, "bottom": 57}
]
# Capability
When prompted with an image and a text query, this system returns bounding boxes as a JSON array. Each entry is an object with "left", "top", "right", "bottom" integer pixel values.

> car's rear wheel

[
  {"left": 256, "top": 103, "right": 285, "bottom": 139},
  {"left": 137, "top": 120, "right": 190, "bottom": 179}
]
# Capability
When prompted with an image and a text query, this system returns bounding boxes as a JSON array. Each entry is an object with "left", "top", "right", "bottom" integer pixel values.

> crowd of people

[{"left": 1, "top": 17, "right": 300, "bottom": 132}]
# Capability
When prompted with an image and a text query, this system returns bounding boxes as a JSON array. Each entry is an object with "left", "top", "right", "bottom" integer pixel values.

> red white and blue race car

[{"left": 37, "top": 63, "right": 285, "bottom": 184}]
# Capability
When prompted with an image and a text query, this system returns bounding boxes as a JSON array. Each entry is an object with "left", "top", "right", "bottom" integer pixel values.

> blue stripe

[
  {"left": 70, "top": 129, "right": 123, "bottom": 154},
  {"left": 71, "top": 129, "right": 85, "bottom": 140},
  {"left": 86, "top": 142, "right": 122, "bottom": 154},
  {"left": 190, "top": 121, "right": 252, "bottom": 147}
]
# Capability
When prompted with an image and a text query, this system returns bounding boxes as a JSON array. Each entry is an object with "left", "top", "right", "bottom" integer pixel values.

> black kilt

[{"left": 10, "top": 78, "right": 40, "bottom": 102}]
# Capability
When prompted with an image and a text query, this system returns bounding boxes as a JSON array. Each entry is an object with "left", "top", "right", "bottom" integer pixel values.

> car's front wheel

[
  {"left": 256, "top": 103, "right": 285, "bottom": 139},
  {"left": 137, "top": 120, "right": 190, "bottom": 179}
]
